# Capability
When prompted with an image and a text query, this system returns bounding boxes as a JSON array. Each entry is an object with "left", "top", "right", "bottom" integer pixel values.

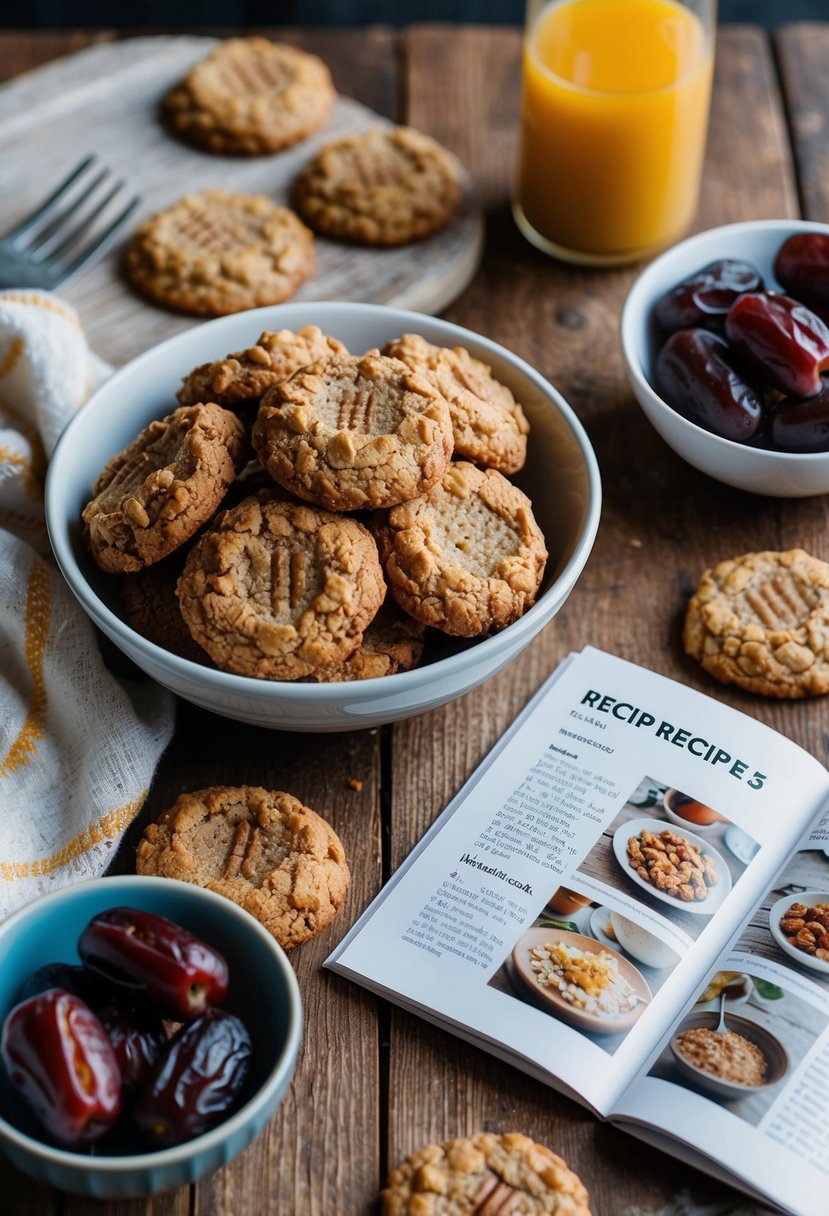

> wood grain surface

[{"left": 2, "top": 21, "right": 829, "bottom": 1216}]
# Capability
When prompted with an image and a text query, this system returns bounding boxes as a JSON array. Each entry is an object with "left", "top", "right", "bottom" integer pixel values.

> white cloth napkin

[{"left": 0, "top": 290, "right": 175, "bottom": 920}]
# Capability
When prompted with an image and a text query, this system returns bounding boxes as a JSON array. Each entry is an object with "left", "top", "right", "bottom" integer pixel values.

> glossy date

[
  {"left": 1, "top": 989, "right": 121, "bottom": 1145},
  {"left": 654, "top": 328, "right": 764, "bottom": 442},
  {"left": 767, "top": 383, "right": 829, "bottom": 452},
  {"left": 725, "top": 292, "right": 829, "bottom": 398},
  {"left": 774, "top": 232, "right": 829, "bottom": 311},
  {"left": 78, "top": 906, "right": 229, "bottom": 1020},
  {"left": 133, "top": 1008, "right": 252, "bottom": 1147},
  {"left": 97, "top": 1002, "right": 168, "bottom": 1093},
  {"left": 654, "top": 258, "right": 763, "bottom": 334}
]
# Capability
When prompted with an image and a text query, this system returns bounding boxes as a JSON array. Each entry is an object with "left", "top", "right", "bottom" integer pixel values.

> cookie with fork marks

[
  {"left": 123, "top": 190, "right": 314, "bottom": 317},
  {"left": 176, "top": 494, "right": 386, "bottom": 679},
  {"left": 683, "top": 548, "right": 829, "bottom": 698},
  {"left": 252, "top": 350, "right": 454, "bottom": 510},
  {"left": 164, "top": 37, "right": 335, "bottom": 156},
  {"left": 380, "top": 1132, "right": 591, "bottom": 1216},
  {"left": 136, "top": 786, "right": 349, "bottom": 949}
]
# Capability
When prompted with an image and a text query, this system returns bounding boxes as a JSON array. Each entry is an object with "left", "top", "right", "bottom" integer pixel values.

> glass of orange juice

[{"left": 514, "top": 0, "right": 716, "bottom": 266}]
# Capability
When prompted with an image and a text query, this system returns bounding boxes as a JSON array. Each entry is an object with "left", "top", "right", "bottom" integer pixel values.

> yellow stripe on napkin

[
  {"left": 0, "top": 795, "right": 147, "bottom": 880},
  {"left": 0, "top": 553, "right": 50, "bottom": 776}
]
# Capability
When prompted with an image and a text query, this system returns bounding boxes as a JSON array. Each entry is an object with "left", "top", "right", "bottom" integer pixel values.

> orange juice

[{"left": 515, "top": 0, "right": 714, "bottom": 263}]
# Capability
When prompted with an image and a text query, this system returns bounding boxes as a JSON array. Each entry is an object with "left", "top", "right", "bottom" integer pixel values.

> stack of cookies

[
  {"left": 81, "top": 323, "right": 548, "bottom": 684},
  {"left": 122, "top": 38, "right": 465, "bottom": 317}
]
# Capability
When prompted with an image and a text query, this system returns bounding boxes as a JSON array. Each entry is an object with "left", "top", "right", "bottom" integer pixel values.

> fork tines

[{"left": 7, "top": 155, "right": 140, "bottom": 283}]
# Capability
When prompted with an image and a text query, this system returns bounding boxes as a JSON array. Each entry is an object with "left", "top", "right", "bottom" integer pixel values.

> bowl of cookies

[
  {"left": 45, "top": 301, "right": 600, "bottom": 730},
  {"left": 620, "top": 219, "right": 829, "bottom": 496}
]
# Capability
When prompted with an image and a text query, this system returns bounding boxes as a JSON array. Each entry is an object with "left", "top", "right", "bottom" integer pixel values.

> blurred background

[{"left": 0, "top": 1, "right": 824, "bottom": 27}]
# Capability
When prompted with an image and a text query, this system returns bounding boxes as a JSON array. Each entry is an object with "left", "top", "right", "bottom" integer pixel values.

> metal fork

[{"left": 0, "top": 155, "right": 140, "bottom": 290}]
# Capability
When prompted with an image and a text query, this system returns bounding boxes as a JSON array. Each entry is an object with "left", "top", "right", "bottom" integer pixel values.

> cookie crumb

[{"left": 346, "top": 777, "right": 363, "bottom": 792}]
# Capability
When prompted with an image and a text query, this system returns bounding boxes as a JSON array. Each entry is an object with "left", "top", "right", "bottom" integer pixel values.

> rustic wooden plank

[
  {"left": 774, "top": 22, "right": 829, "bottom": 221},
  {"left": 698, "top": 26, "right": 798, "bottom": 228},
  {"left": 385, "top": 23, "right": 814, "bottom": 1214},
  {"left": 0, "top": 30, "right": 114, "bottom": 81}
]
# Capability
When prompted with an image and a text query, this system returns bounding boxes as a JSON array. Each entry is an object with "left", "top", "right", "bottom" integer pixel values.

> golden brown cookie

[
  {"left": 176, "top": 494, "right": 386, "bottom": 679},
  {"left": 384, "top": 333, "right": 529, "bottom": 474},
  {"left": 384, "top": 461, "right": 547, "bottom": 637},
  {"left": 293, "top": 126, "right": 463, "bottom": 246},
  {"left": 82, "top": 403, "right": 247, "bottom": 575},
  {"left": 177, "top": 326, "right": 349, "bottom": 409},
  {"left": 136, "top": 786, "right": 349, "bottom": 950},
  {"left": 380, "top": 1132, "right": 591, "bottom": 1216},
  {"left": 164, "top": 37, "right": 334, "bottom": 156},
  {"left": 307, "top": 600, "right": 425, "bottom": 681},
  {"left": 124, "top": 191, "right": 314, "bottom": 317},
  {"left": 683, "top": 548, "right": 829, "bottom": 698},
  {"left": 121, "top": 551, "right": 211, "bottom": 665},
  {"left": 251, "top": 350, "right": 454, "bottom": 510}
]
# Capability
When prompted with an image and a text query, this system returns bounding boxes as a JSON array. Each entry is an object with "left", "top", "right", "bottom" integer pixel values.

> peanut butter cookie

[
  {"left": 176, "top": 494, "right": 386, "bottom": 679},
  {"left": 380, "top": 1132, "right": 591, "bottom": 1216},
  {"left": 384, "top": 333, "right": 529, "bottom": 474},
  {"left": 293, "top": 126, "right": 463, "bottom": 246},
  {"left": 82, "top": 403, "right": 247, "bottom": 575},
  {"left": 683, "top": 548, "right": 829, "bottom": 698},
  {"left": 124, "top": 191, "right": 314, "bottom": 317},
  {"left": 136, "top": 786, "right": 349, "bottom": 950},
  {"left": 307, "top": 600, "right": 425, "bottom": 681},
  {"left": 251, "top": 351, "right": 454, "bottom": 510},
  {"left": 384, "top": 461, "right": 547, "bottom": 637},
  {"left": 164, "top": 37, "right": 334, "bottom": 156},
  {"left": 177, "top": 326, "right": 348, "bottom": 409}
]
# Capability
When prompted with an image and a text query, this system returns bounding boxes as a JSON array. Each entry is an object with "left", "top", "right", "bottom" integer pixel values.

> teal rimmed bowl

[{"left": 0, "top": 876, "right": 302, "bottom": 1198}]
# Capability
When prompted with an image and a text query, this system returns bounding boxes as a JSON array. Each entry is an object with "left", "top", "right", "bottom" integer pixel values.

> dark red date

[
  {"left": 725, "top": 292, "right": 829, "bottom": 398},
  {"left": 654, "top": 328, "right": 764, "bottom": 442},
  {"left": 654, "top": 258, "right": 763, "bottom": 334},
  {"left": 774, "top": 233, "right": 829, "bottom": 311},
  {"left": 133, "top": 1008, "right": 252, "bottom": 1147},
  {"left": 78, "top": 907, "right": 229, "bottom": 1021},
  {"left": 1, "top": 989, "right": 121, "bottom": 1145},
  {"left": 97, "top": 1002, "right": 167, "bottom": 1093},
  {"left": 767, "top": 383, "right": 829, "bottom": 452}
]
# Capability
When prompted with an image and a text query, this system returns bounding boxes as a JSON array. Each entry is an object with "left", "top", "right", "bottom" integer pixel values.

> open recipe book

[{"left": 326, "top": 648, "right": 829, "bottom": 1216}]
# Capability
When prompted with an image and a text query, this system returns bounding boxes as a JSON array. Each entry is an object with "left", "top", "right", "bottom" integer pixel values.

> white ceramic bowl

[
  {"left": 608, "top": 911, "right": 679, "bottom": 969},
  {"left": 620, "top": 219, "right": 829, "bottom": 496},
  {"left": 45, "top": 302, "right": 601, "bottom": 731}
]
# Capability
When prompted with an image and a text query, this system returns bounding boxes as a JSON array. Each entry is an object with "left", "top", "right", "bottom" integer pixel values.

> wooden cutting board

[{"left": 0, "top": 36, "right": 483, "bottom": 366}]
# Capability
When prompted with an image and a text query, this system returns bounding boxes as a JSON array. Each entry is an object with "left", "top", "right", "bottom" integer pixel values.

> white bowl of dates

[
  {"left": 45, "top": 301, "right": 601, "bottom": 732},
  {"left": 621, "top": 219, "right": 829, "bottom": 496},
  {"left": 0, "top": 876, "right": 302, "bottom": 1198}
]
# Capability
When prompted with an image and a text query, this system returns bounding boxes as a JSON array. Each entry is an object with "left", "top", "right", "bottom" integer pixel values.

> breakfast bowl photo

[
  {"left": 620, "top": 219, "right": 829, "bottom": 496},
  {"left": 669, "top": 1009, "right": 788, "bottom": 1101},
  {"left": 0, "top": 876, "right": 302, "bottom": 1198},
  {"left": 45, "top": 301, "right": 601, "bottom": 732}
]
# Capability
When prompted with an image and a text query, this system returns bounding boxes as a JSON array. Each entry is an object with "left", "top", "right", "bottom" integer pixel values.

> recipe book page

[
  {"left": 327, "top": 648, "right": 829, "bottom": 1115},
  {"left": 611, "top": 808, "right": 829, "bottom": 1216}
]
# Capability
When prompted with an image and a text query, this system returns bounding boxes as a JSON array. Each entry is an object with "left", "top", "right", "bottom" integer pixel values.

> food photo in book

[
  {"left": 487, "top": 882, "right": 680, "bottom": 1056},
  {"left": 576, "top": 774, "right": 759, "bottom": 942}
]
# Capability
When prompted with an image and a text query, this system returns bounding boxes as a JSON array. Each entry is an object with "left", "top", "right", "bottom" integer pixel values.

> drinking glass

[{"left": 513, "top": 0, "right": 716, "bottom": 266}]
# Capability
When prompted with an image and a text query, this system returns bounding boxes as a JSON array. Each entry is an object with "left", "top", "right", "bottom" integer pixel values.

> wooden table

[{"left": 2, "top": 20, "right": 828, "bottom": 1216}]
